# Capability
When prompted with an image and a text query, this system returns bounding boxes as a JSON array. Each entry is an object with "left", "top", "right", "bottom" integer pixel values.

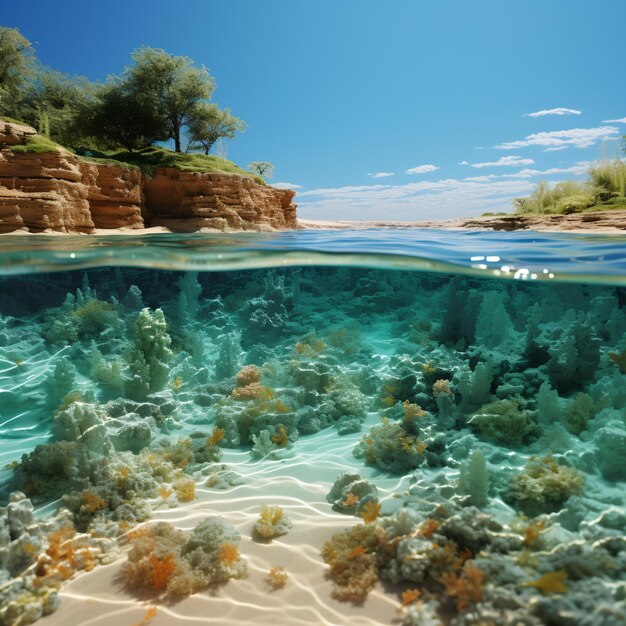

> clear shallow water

[
  {"left": 0, "top": 229, "right": 625, "bottom": 626},
  {"left": 1, "top": 228, "right": 625, "bottom": 284}
]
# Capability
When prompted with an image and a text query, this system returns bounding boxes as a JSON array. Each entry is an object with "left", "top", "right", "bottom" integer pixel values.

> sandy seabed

[{"left": 40, "top": 414, "right": 404, "bottom": 626}]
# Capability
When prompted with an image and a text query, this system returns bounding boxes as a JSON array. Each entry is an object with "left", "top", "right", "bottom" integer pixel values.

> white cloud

[
  {"left": 602, "top": 117, "right": 626, "bottom": 123},
  {"left": 273, "top": 182, "right": 303, "bottom": 189},
  {"left": 297, "top": 177, "right": 533, "bottom": 221},
  {"left": 368, "top": 171, "right": 395, "bottom": 178},
  {"left": 496, "top": 126, "right": 619, "bottom": 150},
  {"left": 405, "top": 164, "right": 439, "bottom": 175},
  {"left": 526, "top": 107, "right": 581, "bottom": 117},
  {"left": 459, "top": 155, "right": 535, "bottom": 168},
  {"left": 464, "top": 162, "right": 592, "bottom": 181}
]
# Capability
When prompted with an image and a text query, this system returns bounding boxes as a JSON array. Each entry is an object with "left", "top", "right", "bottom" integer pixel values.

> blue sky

[{"left": 5, "top": 0, "right": 626, "bottom": 220}]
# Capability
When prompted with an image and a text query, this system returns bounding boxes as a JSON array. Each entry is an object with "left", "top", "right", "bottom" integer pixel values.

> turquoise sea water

[{"left": 1, "top": 229, "right": 625, "bottom": 626}]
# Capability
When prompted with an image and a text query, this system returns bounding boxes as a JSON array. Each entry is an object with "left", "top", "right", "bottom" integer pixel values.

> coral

[
  {"left": 320, "top": 522, "right": 386, "bottom": 602},
  {"left": 506, "top": 455, "right": 584, "bottom": 516},
  {"left": 354, "top": 417, "right": 427, "bottom": 473},
  {"left": 326, "top": 471, "right": 379, "bottom": 514},
  {"left": 179, "top": 517, "right": 247, "bottom": 590},
  {"left": 173, "top": 478, "right": 196, "bottom": 502},
  {"left": 458, "top": 449, "right": 490, "bottom": 507},
  {"left": 468, "top": 399, "right": 537, "bottom": 446},
  {"left": 359, "top": 501, "right": 382, "bottom": 524},
  {"left": 235, "top": 365, "right": 261, "bottom": 386},
  {"left": 125, "top": 308, "right": 173, "bottom": 400},
  {"left": 266, "top": 566, "right": 288, "bottom": 589},
  {"left": 547, "top": 315, "right": 601, "bottom": 392},
  {"left": 401, "top": 588, "right": 421, "bottom": 606},
  {"left": 253, "top": 505, "right": 292, "bottom": 539},
  {"left": 232, "top": 382, "right": 273, "bottom": 400},
  {"left": 475, "top": 291, "right": 513, "bottom": 348},
  {"left": 149, "top": 553, "right": 177, "bottom": 591},
  {"left": 564, "top": 392, "right": 604, "bottom": 435},
  {"left": 524, "top": 570, "right": 568, "bottom": 594},
  {"left": 439, "top": 563, "right": 485, "bottom": 613},
  {"left": 608, "top": 349, "right": 626, "bottom": 373},
  {"left": 593, "top": 422, "right": 626, "bottom": 481}
]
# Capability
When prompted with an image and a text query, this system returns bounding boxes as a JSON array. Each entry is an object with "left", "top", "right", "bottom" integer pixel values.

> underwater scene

[{"left": 1, "top": 231, "right": 626, "bottom": 626}]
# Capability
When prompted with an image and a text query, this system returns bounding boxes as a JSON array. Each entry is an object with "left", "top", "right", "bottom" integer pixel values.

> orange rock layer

[{"left": 0, "top": 121, "right": 297, "bottom": 233}]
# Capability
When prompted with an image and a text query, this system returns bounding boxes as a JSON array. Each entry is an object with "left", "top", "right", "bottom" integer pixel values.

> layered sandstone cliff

[
  {"left": 144, "top": 168, "right": 297, "bottom": 231},
  {"left": 0, "top": 121, "right": 297, "bottom": 233}
]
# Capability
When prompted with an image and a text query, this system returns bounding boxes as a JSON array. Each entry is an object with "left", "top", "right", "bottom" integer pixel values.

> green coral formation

[{"left": 506, "top": 455, "right": 584, "bottom": 516}]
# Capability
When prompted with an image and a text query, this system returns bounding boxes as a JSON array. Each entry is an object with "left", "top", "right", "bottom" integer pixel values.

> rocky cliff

[{"left": 0, "top": 121, "right": 297, "bottom": 233}]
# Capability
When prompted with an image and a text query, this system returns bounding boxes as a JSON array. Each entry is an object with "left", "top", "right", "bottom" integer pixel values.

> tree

[
  {"left": 0, "top": 27, "right": 35, "bottom": 113},
  {"left": 125, "top": 47, "right": 215, "bottom": 152},
  {"left": 187, "top": 103, "right": 245, "bottom": 155},
  {"left": 84, "top": 82, "right": 167, "bottom": 152},
  {"left": 248, "top": 161, "right": 274, "bottom": 179}
]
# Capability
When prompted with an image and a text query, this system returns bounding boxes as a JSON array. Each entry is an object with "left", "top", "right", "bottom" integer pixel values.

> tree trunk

[{"left": 174, "top": 133, "right": 181, "bottom": 153}]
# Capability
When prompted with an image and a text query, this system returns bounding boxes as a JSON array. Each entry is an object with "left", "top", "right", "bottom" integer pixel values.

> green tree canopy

[
  {"left": 83, "top": 81, "right": 167, "bottom": 153},
  {"left": 124, "top": 47, "right": 215, "bottom": 152},
  {"left": 248, "top": 161, "right": 274, "bottom": 179},
  {"left": 187, "top": 103, "right": 245, "bottom": 155},
  {"left": 0, "top": 27, "right": 35, "bottom": 113}
]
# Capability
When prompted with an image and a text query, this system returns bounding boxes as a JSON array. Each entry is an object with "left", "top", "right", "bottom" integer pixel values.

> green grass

[
  {"left": 514, "top": 160, "right": 626, "bottom": 215},
  {"left": 1, "top": 115, "right": 31, "bottom": 125},
  {"left": 84, "top": 146, "right": 263, "bottom": 182},
  {"left": 8, "top": 133, "right": 64, "bottom": 154},
  {"left": 2, "top": 118, "right": 263, "bottom": 181}
]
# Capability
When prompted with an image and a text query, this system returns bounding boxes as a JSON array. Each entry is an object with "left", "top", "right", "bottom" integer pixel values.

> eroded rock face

[
  {"left": 144, "top": 168, "right": 297, "bottom": 231},
  {"left": 0, "top": 121, "right": 298, "bottom": 233}
]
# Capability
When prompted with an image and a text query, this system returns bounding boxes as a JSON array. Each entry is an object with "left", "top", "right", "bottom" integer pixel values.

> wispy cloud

[
  {"left": 526, "top": 107, "right": 581, "bottom": 117},
  {"left": 405, "top": 164, "right": 439, "bottom": 175},
  {"left": 273, "top": 182, "right": 303, "bottom": 189},
  {"left": 368, "top": 171, "right": 395, "bottom": 178},
  {"left": 459, "top": 155, "right": 535, "bottom": 168},
  {"left": 496, "top": 126, "right": 619, "bottom": 150},
  {"left": 602, "top": 117, "right": 626, "bottom": 123},
  {"left": 297, "top": 178, "right": 533, "bottom": 221},
  {"left": 464, "top": 162, "right": 592, "bottom": 181}
]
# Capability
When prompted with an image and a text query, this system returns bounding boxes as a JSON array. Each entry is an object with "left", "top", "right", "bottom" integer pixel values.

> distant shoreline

[
  {"left": 297, "top": 209, "right": 626, "bottom": 233},
  {"left": 1, "top": 210, "right": 624, "bottom": 236}
]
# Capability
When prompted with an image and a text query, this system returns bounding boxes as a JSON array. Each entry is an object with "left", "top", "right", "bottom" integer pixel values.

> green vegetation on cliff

[
  {"left": 513, "top": 159, "right": 626, "bottom": 215},
  {"left": 0, "top": 26, "right": 265, "bottom": 178}
]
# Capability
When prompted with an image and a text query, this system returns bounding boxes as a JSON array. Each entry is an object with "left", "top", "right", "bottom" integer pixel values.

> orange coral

[
  {"left": 236, "top": 365, "right": 261, "bottom": 386},
  {"left": 359, "top": 501, "right": 381, "bottom": 523},
  {"left": 219, "top": 542, "right": 240, "bottom": 564},
  {"left": 149, "top": 553, "right": 177, "bottom": 591},
  {"left": 172, "top": 376, "right": 183, "bottom": 393},
  {"left": 523, "top": 519, "right": 546, "bottom": 546},
  {"left": 440, "top": 564, "right": 485, "bottom": 613},
  {"left": 348, "top": 546, "right": 367, "bottom": 559},
  {"left": 342, "top": 493, "right": 359, "bottom": 507},
  {"left": 401, "top": 588, "right": 421, "bottom": 606},
  {"left": 403, "top": 400, "right": 426, "bottom": 422},
  {"left": 81, "top": 491, "right": 107, "bottom": 514},
  {"left": 208, "top": 427, "right": 225, "bottom": 446},
  {"left": 271, "top": 425, "right": 289, "bottom": 447},
  {"left": 232, "top": 382, "right": 273, "bottom": 400},
  {"left": 418, "top": 518, "right": 440, "bottom": 539}
]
